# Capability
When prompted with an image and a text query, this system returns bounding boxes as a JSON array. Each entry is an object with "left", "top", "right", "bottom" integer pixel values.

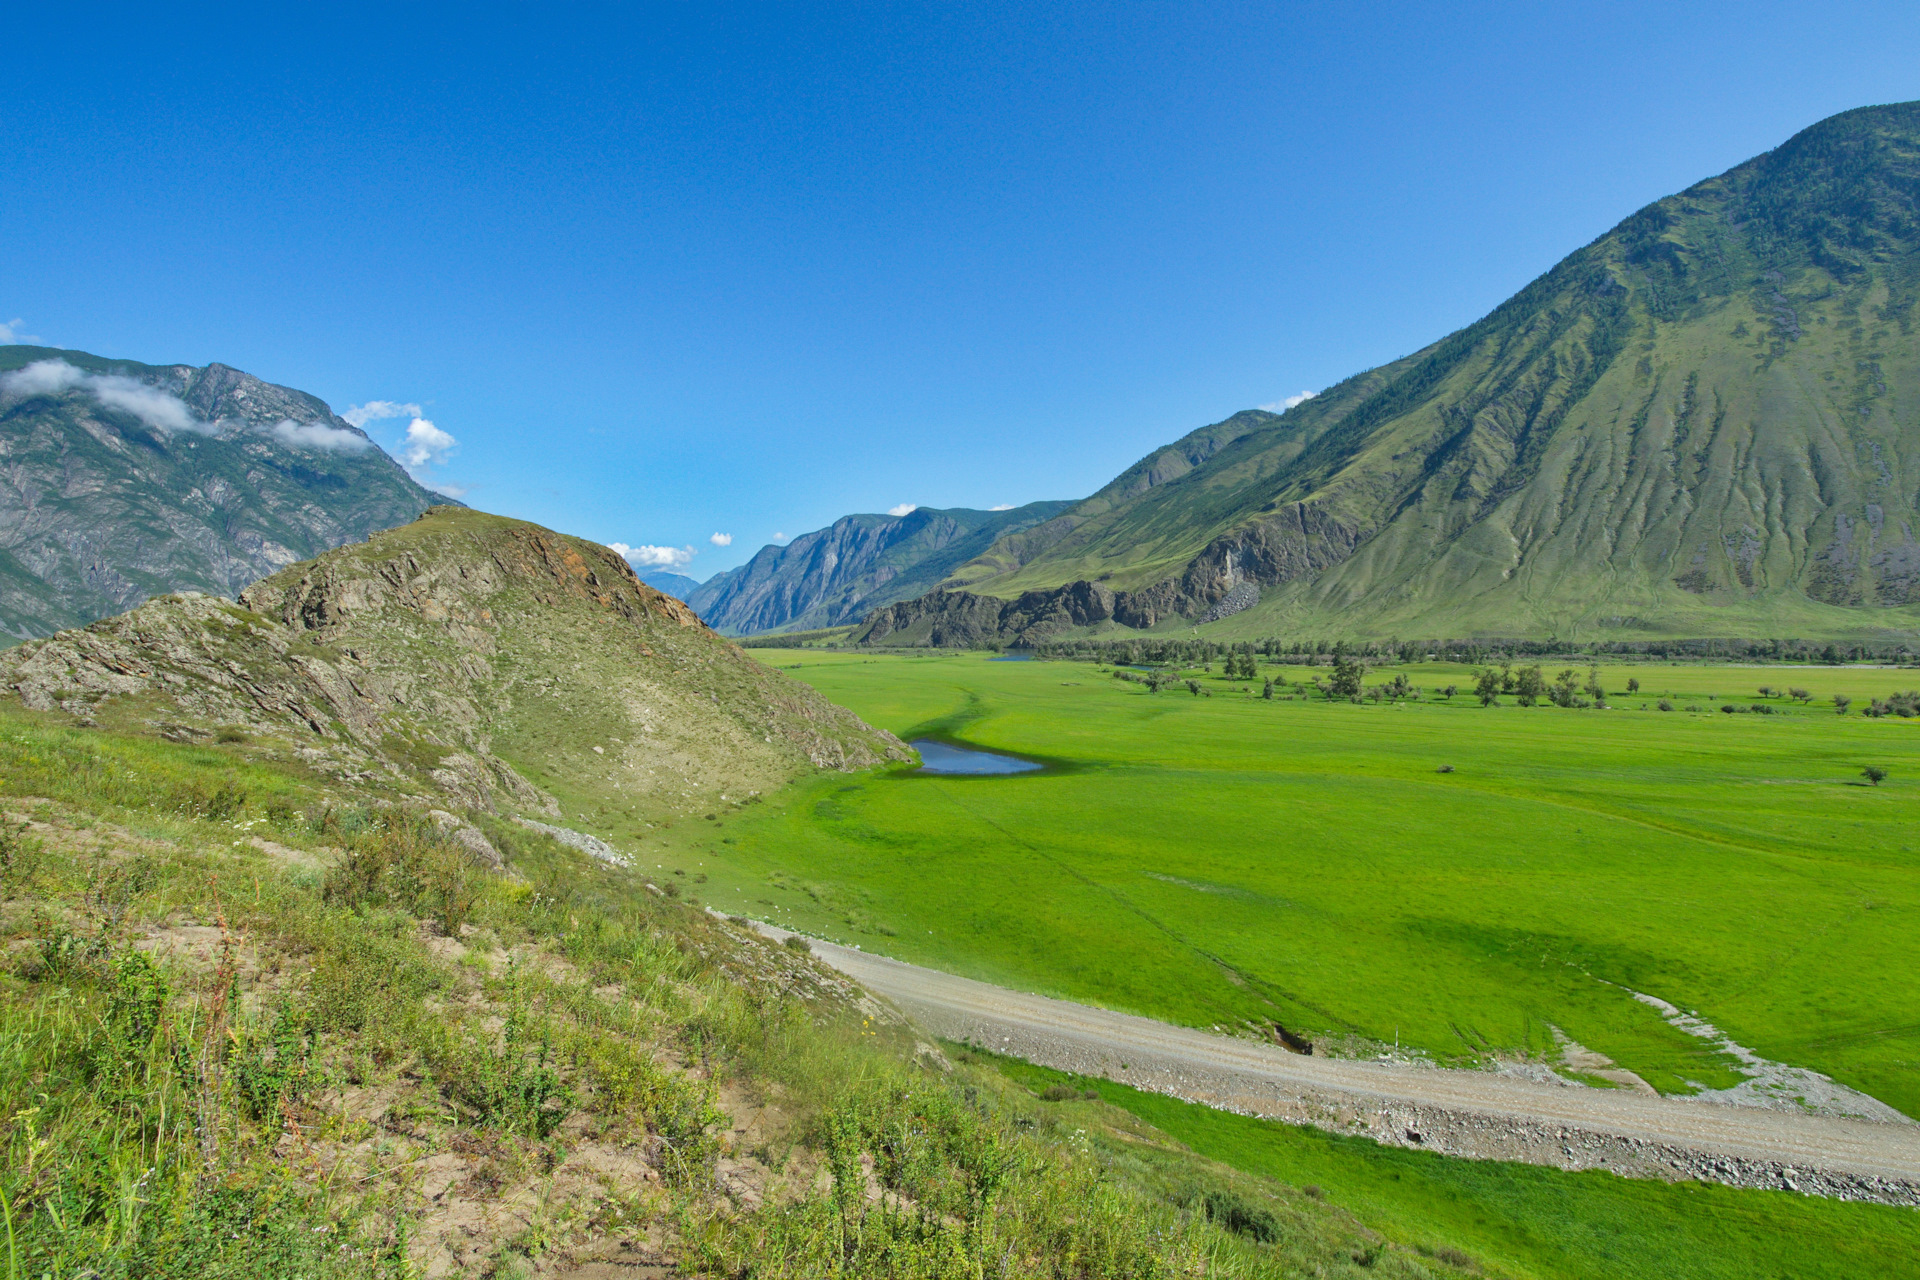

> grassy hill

[
  {"left": 0, "top": 506, "right": 910, "bottom": 826},
  {"left": 866, "top": 101, "right": 1920, "bottom": 645},
  {"left": 0, "top": 346, "right": 446, "bottom": 640}
]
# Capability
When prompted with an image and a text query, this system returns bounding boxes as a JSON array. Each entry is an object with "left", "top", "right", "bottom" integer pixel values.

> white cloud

[
  {"left": 1, "top": 359, "right": 85, "bottom": 397},
  {"left": 0, "top": 318, "right": 43, "bottom": 345},
  {"left": 609, "top": 542, "right": 696, "bottom": 568},
  {"left": 1, "top": 359, "right": 212, "bottom": 434},
  {"left": 90, "top": 375, "right": 207, "bottom": 433},
  {"left": 342, "top": 399, "right": 424, "bottom": 428},
  {"left": 267, "top": 418, "right": 373, "bottom": 452},
  {"left": 1260, "top": 390, "right": 1318, "bottom": 413},
  {"left": 398, "top": 417, "right": 456, "bottom": 468},
  {"left": 989, "top": 503, "right": 1015, "bottom": 511},
  {"left": 886, "top": 503, "right": 918, "bottom": 517},
  {"left": 772, "top": 532, "right": 789, "bottom": 542},
  {"left": 425, "top": 481, "right": 469, "bottom": 499}
]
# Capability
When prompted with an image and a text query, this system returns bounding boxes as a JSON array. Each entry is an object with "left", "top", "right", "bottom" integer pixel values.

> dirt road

[{"left": 755, "top": 925, "right": 1920, "bottom": 1203}]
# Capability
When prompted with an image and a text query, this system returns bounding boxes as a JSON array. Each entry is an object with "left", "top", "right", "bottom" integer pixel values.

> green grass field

[
  {"left": 982, "top": 1053, "right": 1920, "bottom": 1280},
  {"left": 681, "top": 651, "right": 1920, "bottom": 1117}
]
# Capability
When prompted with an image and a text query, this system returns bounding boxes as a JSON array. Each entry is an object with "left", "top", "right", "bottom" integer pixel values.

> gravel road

[{"left": 754, "top": 925, "right": 1920, "bottom": 1205}]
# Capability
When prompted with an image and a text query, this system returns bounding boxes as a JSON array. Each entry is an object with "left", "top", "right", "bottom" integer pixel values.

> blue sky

[{"left": 6, "top": 2, "right": 1919, "bottom": 580}]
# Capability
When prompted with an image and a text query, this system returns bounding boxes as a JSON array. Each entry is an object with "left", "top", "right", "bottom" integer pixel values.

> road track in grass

[{"left": 752, "top": 923, "right": 1920, "bottom": 1204}]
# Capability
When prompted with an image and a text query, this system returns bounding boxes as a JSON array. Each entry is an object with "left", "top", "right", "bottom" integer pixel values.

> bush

[
  {"left": 1200, "top": 1188, "right": 1282, "bottom": 1243},
  {"left": 1657, "top": 699, "right": 1673, "bottom": 712},
  {"left": 1863, "top": 765, "right": 1889, "bottom": 786},
  {"left": 784, "top": 934, "right": 813, "bottom": 954}
]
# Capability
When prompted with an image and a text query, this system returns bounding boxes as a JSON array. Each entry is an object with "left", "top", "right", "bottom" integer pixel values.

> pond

[{"left": 910, "top": 738, "right": 1043, "bottom": 775}]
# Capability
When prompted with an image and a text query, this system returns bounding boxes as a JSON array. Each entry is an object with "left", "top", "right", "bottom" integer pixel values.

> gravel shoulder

[{"left": 755, "top": 925, "right": 1920, "bottom": 1205}]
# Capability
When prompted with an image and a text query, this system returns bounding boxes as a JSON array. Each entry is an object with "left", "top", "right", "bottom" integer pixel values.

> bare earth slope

[
  {"left": 0, "top": 507, "right": 908, "bottom": 817},
  {"left": 0, "top": 346, "right": 447, "bottom": 639},
  {"left": 864, "top": 101, "right": 1920, "bottom": 645}
]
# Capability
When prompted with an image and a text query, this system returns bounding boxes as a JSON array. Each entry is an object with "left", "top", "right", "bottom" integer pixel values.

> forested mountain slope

[
  {"left": 688, "top": 500, "right": 1069, "bottom": 634},
  {"left": 864, "top": 102, "right": 1920, "bottom": 645},
  {"left": 0, "top": 346, "right": 447, "bottom": 640}
]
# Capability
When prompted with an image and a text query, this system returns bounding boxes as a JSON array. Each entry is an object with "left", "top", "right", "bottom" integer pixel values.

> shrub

[
  {"left": 1863, "top": 765, "right": 1888, "bottom": 786},
  {"left": 1513, "top": 664, "right": 1545, "bottom": 706},
  {"left": 1657, "top": 699, "right": 1674, "bottom": 711},
  {"left": 1834, "top": 694, "right": 1853, "bottom": 715},
  {"left": 783, "top": 933, "right": 813, "bottom": 954},
  {"left": 232, "top": 998, "right": 316, "bottom": 1124},
  {"left": 1200, "top": 1188, "right": 1281, "bottom": 1243},
  {"left": 444, "top": 1000, "right": 575, "bottom": 1139}
]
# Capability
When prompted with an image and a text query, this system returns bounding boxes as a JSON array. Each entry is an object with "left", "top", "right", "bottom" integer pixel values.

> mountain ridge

[
  {"left": 0, "top": 345, "right": 449, "bottom": 640},
  {"left": 688, "top": 500, "right": 1071, "bottom": 635},
  {"left": 862, "top": 101, "right": 1920, "bottom": 645}
]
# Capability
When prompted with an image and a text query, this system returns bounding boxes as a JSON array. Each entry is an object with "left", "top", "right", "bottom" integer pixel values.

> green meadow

[
  {"left": 980, "top": 1053, "right": 1920, "bottom": 1280},
  {"left": 685, "top": 651, "right": 1920, "bottom": 1116}
]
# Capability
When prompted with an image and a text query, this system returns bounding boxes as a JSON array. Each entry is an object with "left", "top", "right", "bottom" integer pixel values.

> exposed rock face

[
  {"left": 0, "top": 508, "right": 909, "bottom": 814},
  {"left": 0, "top": 346, "right": 447, "bottom": 640},
  {"left": 878, "top": 102, "right": 1920, "bottom": 643},
  {"left": 687, "top": 502, "right": 1071, "bottom": 635}
]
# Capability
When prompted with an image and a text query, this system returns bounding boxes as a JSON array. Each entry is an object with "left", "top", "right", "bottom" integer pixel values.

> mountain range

[
  {"left": 0, "top": 346, "right": 446, "bottom": 640},
  {"left": 685, "top": 501, "right": 1070, "bottom": 635},
  {"left": 858, "top": 102, "right": 1920, "bottom": 645}
]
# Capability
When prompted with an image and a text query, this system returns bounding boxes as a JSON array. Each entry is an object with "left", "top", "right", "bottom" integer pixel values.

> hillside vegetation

[
  {"left": 0, "top": 346, "right": 445, "bottom": 640},
  {"left": 862, "top": 102, "right": 1920, "bottom": 645}
]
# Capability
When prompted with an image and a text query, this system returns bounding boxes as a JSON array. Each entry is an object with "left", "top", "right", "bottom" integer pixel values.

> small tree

[
  {"left": 1789, "top": 686, "right": 1811, "bottom": 703},
  {"left": 1514, "top": 665, "right": 1546, "bottom": 707},
  {"left": 1473, "top": 667, "right": 1502, "bottom": 706},
  {"left": 1329, "top": 655, "right": 1365, "bottom": 699},
  {"left": 1833, "top": 694, "right": 1852, "bottom": 715},
  {"left": 1863, "top": 765, "right": 1888, "bottom": 786},
  {"left": 1186, "top": 679, "right": 1202, "bottom": 697},
  {"left": 1583, "top": 665, "right": 1606, "bottom": 708},
  {"left": 1757, "top": 685, "right": 1775, "bottom": 699},
  {"left": 1625, "top": 677, "right": 1640, "bottom": 694},
  {"left": 1262, "top": 677, "right": 1273, "bottom": 700},
  {"left": 1550, "top": 668, "right": 1581, "bottom": 708}
]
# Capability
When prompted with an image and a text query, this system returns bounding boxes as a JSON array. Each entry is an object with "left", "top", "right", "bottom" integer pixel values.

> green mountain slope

[
  {"left": 866, "top": 102, "right": 1920, "bottom": 645},
  {"left": 0, "top": 346, "right": 448, "bottom": 640},
  {"left": 0, "top": 507, "right": 908, "bottom": 820},
  {"left": 687, "top": 500, "right": 1071, "bottom": 635}
]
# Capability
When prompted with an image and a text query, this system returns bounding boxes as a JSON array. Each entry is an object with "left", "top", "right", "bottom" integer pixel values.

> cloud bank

[
  {"left": 0, "top": 359, "right": 213, "bottom": 435},
  {"left": 1260, "top": 390, "right": 1318, "bottom": 412},
  {"left": 609, "top": 542, "right": 696, "bottom": 569},
  {"left": 989, "top": 503, "right": 1015, "bottom": 511},
  {"left": 886, "top": 503, "right": 918, "bottom": 517},
  {"left": 0, "top": 318, "right": 43, "bottom": 345}
]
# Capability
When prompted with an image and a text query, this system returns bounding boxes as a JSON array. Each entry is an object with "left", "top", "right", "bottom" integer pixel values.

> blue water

[
  {"left": 910, "top": 738, "right": 1042, "bottom": 775},
  {"left": 988, "top": 652, "right": 1033, "bottom": 661}
]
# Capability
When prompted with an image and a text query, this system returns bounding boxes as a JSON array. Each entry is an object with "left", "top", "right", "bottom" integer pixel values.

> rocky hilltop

[
  {"left": 688, "top": 501, "right": 1070, "bottom": 635},
  {"left": 0, "top": 507, "right": 908, "bottom": 816},
  {"left": 0, "top": 346, "right": 446, "bottom": 640},
  {"left": 868, "top": 102, "right": 1920, "bottom": 644}
]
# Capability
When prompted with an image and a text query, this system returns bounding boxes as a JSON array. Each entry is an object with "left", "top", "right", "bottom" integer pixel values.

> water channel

[{"left": 909, "top": 738, "right": 1043, "bottom": 775}]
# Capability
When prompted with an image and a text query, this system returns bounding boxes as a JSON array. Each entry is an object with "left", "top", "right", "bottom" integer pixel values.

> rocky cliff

[
  {"left": 0, "top": 507, "right": 909, "bottom": 816},
  {"left": 0, "top": 346, "right": 447, "bottom": 640}
]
